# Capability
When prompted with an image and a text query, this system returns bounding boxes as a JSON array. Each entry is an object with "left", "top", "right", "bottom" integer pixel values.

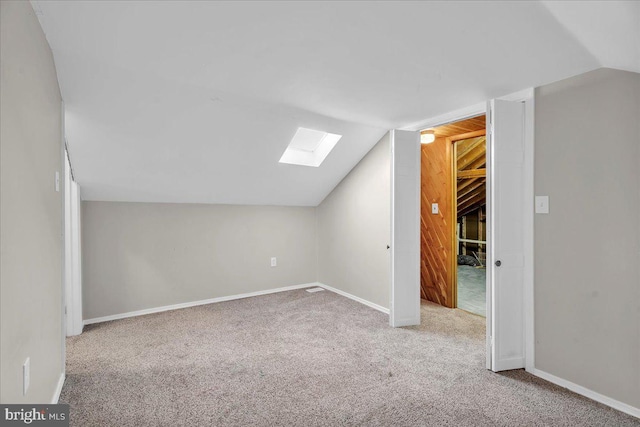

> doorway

[
  {"left": 453, "top": 130, "right": 487, "bottom": 316},
  {"left": 391, "top": 92, "right": 534, "bottom": 372},
  {"left": 419, "top": 115, "right": 487, "bottom": 315},
  {"left": 390, "top": 93, "right": 535, "bottom": 372}
]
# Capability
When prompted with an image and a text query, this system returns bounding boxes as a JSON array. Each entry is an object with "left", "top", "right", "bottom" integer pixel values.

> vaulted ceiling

[{"left": 31, "top": 1, "right": 640, "bottom": 206}]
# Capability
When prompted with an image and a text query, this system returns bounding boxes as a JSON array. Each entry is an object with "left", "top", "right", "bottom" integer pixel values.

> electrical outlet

[
  {"left": 535, "top": 196, "right": 549, "bottom": 214},
  {"left": 270, "top": 257, "right": 277, "bottom": 267},
  {"left": 23, "top": 357, "right": 30, "bottom": 396}
]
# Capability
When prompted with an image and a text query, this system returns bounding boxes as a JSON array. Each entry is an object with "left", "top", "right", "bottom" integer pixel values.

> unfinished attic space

[
  {"left": 420, "top": 115, "right": 487, "bottom": 316},
  {"left": 454, "top": 132, "right": 487, "bottom": 316}
]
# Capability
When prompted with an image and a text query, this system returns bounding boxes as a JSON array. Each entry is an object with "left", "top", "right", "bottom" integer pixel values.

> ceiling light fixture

[
  {"left": 279, "top": 127, "right": 342, "bottom": 167},
  {"left": 421, "top": 130, "right": 435, "bottom": 144}
]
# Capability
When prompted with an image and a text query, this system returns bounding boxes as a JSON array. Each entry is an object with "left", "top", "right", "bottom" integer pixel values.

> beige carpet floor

[{"left": 61, "top": 289, "right": 639, "bottom": 426}]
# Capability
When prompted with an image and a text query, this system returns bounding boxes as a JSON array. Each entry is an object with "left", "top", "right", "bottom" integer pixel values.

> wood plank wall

[{"left": 420, "top": 136, "right": 454, "bottom": 307}]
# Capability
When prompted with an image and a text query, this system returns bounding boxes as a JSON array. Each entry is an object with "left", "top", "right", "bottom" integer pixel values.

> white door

[
  {"left": 487, "top": 99, "right": 526, "bottom": 371},
  {"left": 69, "top": 180, "right": 83, "bottom": 335},
  {"left": 64, "top": 153, "right": 72, "bottom": 335},
  {"left": 64, "top": 151, "right": 83, "bottom": 337},
  {"left": 390, "top": 130, "right": 421, "bottom": 327}
]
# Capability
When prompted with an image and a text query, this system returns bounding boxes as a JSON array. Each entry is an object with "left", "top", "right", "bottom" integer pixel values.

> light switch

[
  {"left": 535, "top": 196, "right": 549, "bottom": 214},
  {"left": 431, "top": 203, "right": 439, "bottom": 214}
]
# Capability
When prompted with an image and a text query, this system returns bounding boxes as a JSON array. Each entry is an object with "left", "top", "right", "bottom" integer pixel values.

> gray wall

[
  {"left": 317, "top": 133, "right": 391, "bottom": 309},
  {"left": 82, "top": 202, "right": 317, "bottom": 319},
  {"left": 534, "top": 68, "right": 640, "bottom": 408},
  {"left": 0, "top": 1, "right": 64, "bottom": 403}
]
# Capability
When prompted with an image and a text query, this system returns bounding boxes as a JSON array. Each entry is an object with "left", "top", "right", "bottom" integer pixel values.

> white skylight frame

[{"left": 279, "top": 127, "right": 342, "bottom": 167}]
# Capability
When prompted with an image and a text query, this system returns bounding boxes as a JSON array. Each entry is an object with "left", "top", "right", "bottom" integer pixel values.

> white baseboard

[
  {"left": 83, "top": 283, "right": 317, "bottom": 325},
  {"left": 51, "top": 373, "right": 65, "bottom": 404},
  {"left": 531, "top": 369, "right": 640, "bottom": 419},
  {"left": 317, "top": 283, "right": 390, "bottom": 314},
  {"left": 83, "top": 282, "right": 388, "bottom": 326}
]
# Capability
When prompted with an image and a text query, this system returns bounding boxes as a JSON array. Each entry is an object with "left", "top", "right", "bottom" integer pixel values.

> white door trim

[
  {"left": 402, "top": 89, "right": 534, "bottom": 371},
  {"left": 60, "top": 102, "right": 66, "bottom": 377},
  {"left": 69, "top": 180, "right": 83, "bottom": 336},
  {"left": 63, "top": 150, "right": 72, "bottom": 336},
  {"left": 64, "top": 148, "right": 83, "bottom": 337}
]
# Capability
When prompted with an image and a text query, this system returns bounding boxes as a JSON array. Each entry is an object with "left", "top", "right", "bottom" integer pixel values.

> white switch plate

[
  {"left": 55, "top": 172, "right": 60, "bottom": 192},
  {"left": 270, "top": 257, "right": 277, "bottom": 267},
  {"left": 23, "top": 357, "right": 30, "bottom": 396},
  {"left": 535, "top": 196, "right": 549, "bottom": 214},
  {"left": 431, "top": 203, "right": 439, "bottom": 214}
]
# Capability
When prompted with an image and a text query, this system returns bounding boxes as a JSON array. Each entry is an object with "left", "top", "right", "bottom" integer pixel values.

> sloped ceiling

[
  {"left": 31, "top": 1, "right": 639, "bottom": 206},
  {"left": 541, "top": 1, "right": 640, "bottom": 74}
]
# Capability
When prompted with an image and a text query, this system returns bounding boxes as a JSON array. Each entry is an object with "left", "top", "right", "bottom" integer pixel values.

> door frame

[
  {"left": 448, "top": 129, "right": 487, "bottom": 311},
  {"left": 403, "top": 88, "right": 534, "bottom": 372}
]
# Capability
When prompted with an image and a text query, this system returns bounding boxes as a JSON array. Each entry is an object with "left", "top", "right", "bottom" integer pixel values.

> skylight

[{"left": 279, "top": 127, "right": 342, "bottom": 167}]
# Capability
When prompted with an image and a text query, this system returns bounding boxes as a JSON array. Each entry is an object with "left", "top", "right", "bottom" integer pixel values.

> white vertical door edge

[
  {"left": 521, "top": 94, "right": 535, "bottom": 373},
  {"left": 69, "top": 181, "right": 83, "bottom": 336},
  {"left": 389, "top": 129, "right": 421, "bottom": 328},
  {"left": 64, "top": 144, "right": 83, "bottom": 337},
  {"left": 60, "top": 102, "right": 66, "bottom": 374},
  {"left": 64, "top": 151, "right": 73, "bottom": 336}
]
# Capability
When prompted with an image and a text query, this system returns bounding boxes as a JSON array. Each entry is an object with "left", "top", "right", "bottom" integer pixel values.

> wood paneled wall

[{"left": 420, "top": 136, "right": 454, "bottom": 307}]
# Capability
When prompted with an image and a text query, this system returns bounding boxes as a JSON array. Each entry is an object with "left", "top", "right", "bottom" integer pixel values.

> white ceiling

[{"left": 32, "top": 1, "right": 639, "bottom": 206}]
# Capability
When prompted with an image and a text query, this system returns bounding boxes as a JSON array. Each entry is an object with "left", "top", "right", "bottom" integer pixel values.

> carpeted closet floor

[{"left": 60, "top": 289, "right": 639, "bottom": 426}]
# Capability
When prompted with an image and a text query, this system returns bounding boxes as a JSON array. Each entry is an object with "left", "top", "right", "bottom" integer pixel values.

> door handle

[{"left": 495, "top": 260, "right": 502, "bottom": 267}]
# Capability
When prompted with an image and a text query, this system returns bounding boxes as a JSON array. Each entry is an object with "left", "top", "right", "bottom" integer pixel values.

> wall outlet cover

[{"left": 535, "top": 196, "right": 549, "bottom": 214}]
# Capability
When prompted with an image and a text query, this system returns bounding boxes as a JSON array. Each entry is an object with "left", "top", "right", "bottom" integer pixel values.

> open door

[
  {"left": 487, "top": 99, "right": 526, "bottom": 371},
  {"left": 64, "top": 150, "right": 83, "bottom": 337},
  {"left": 390, "top": 129, "right": 421, "bottom": 327}
]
